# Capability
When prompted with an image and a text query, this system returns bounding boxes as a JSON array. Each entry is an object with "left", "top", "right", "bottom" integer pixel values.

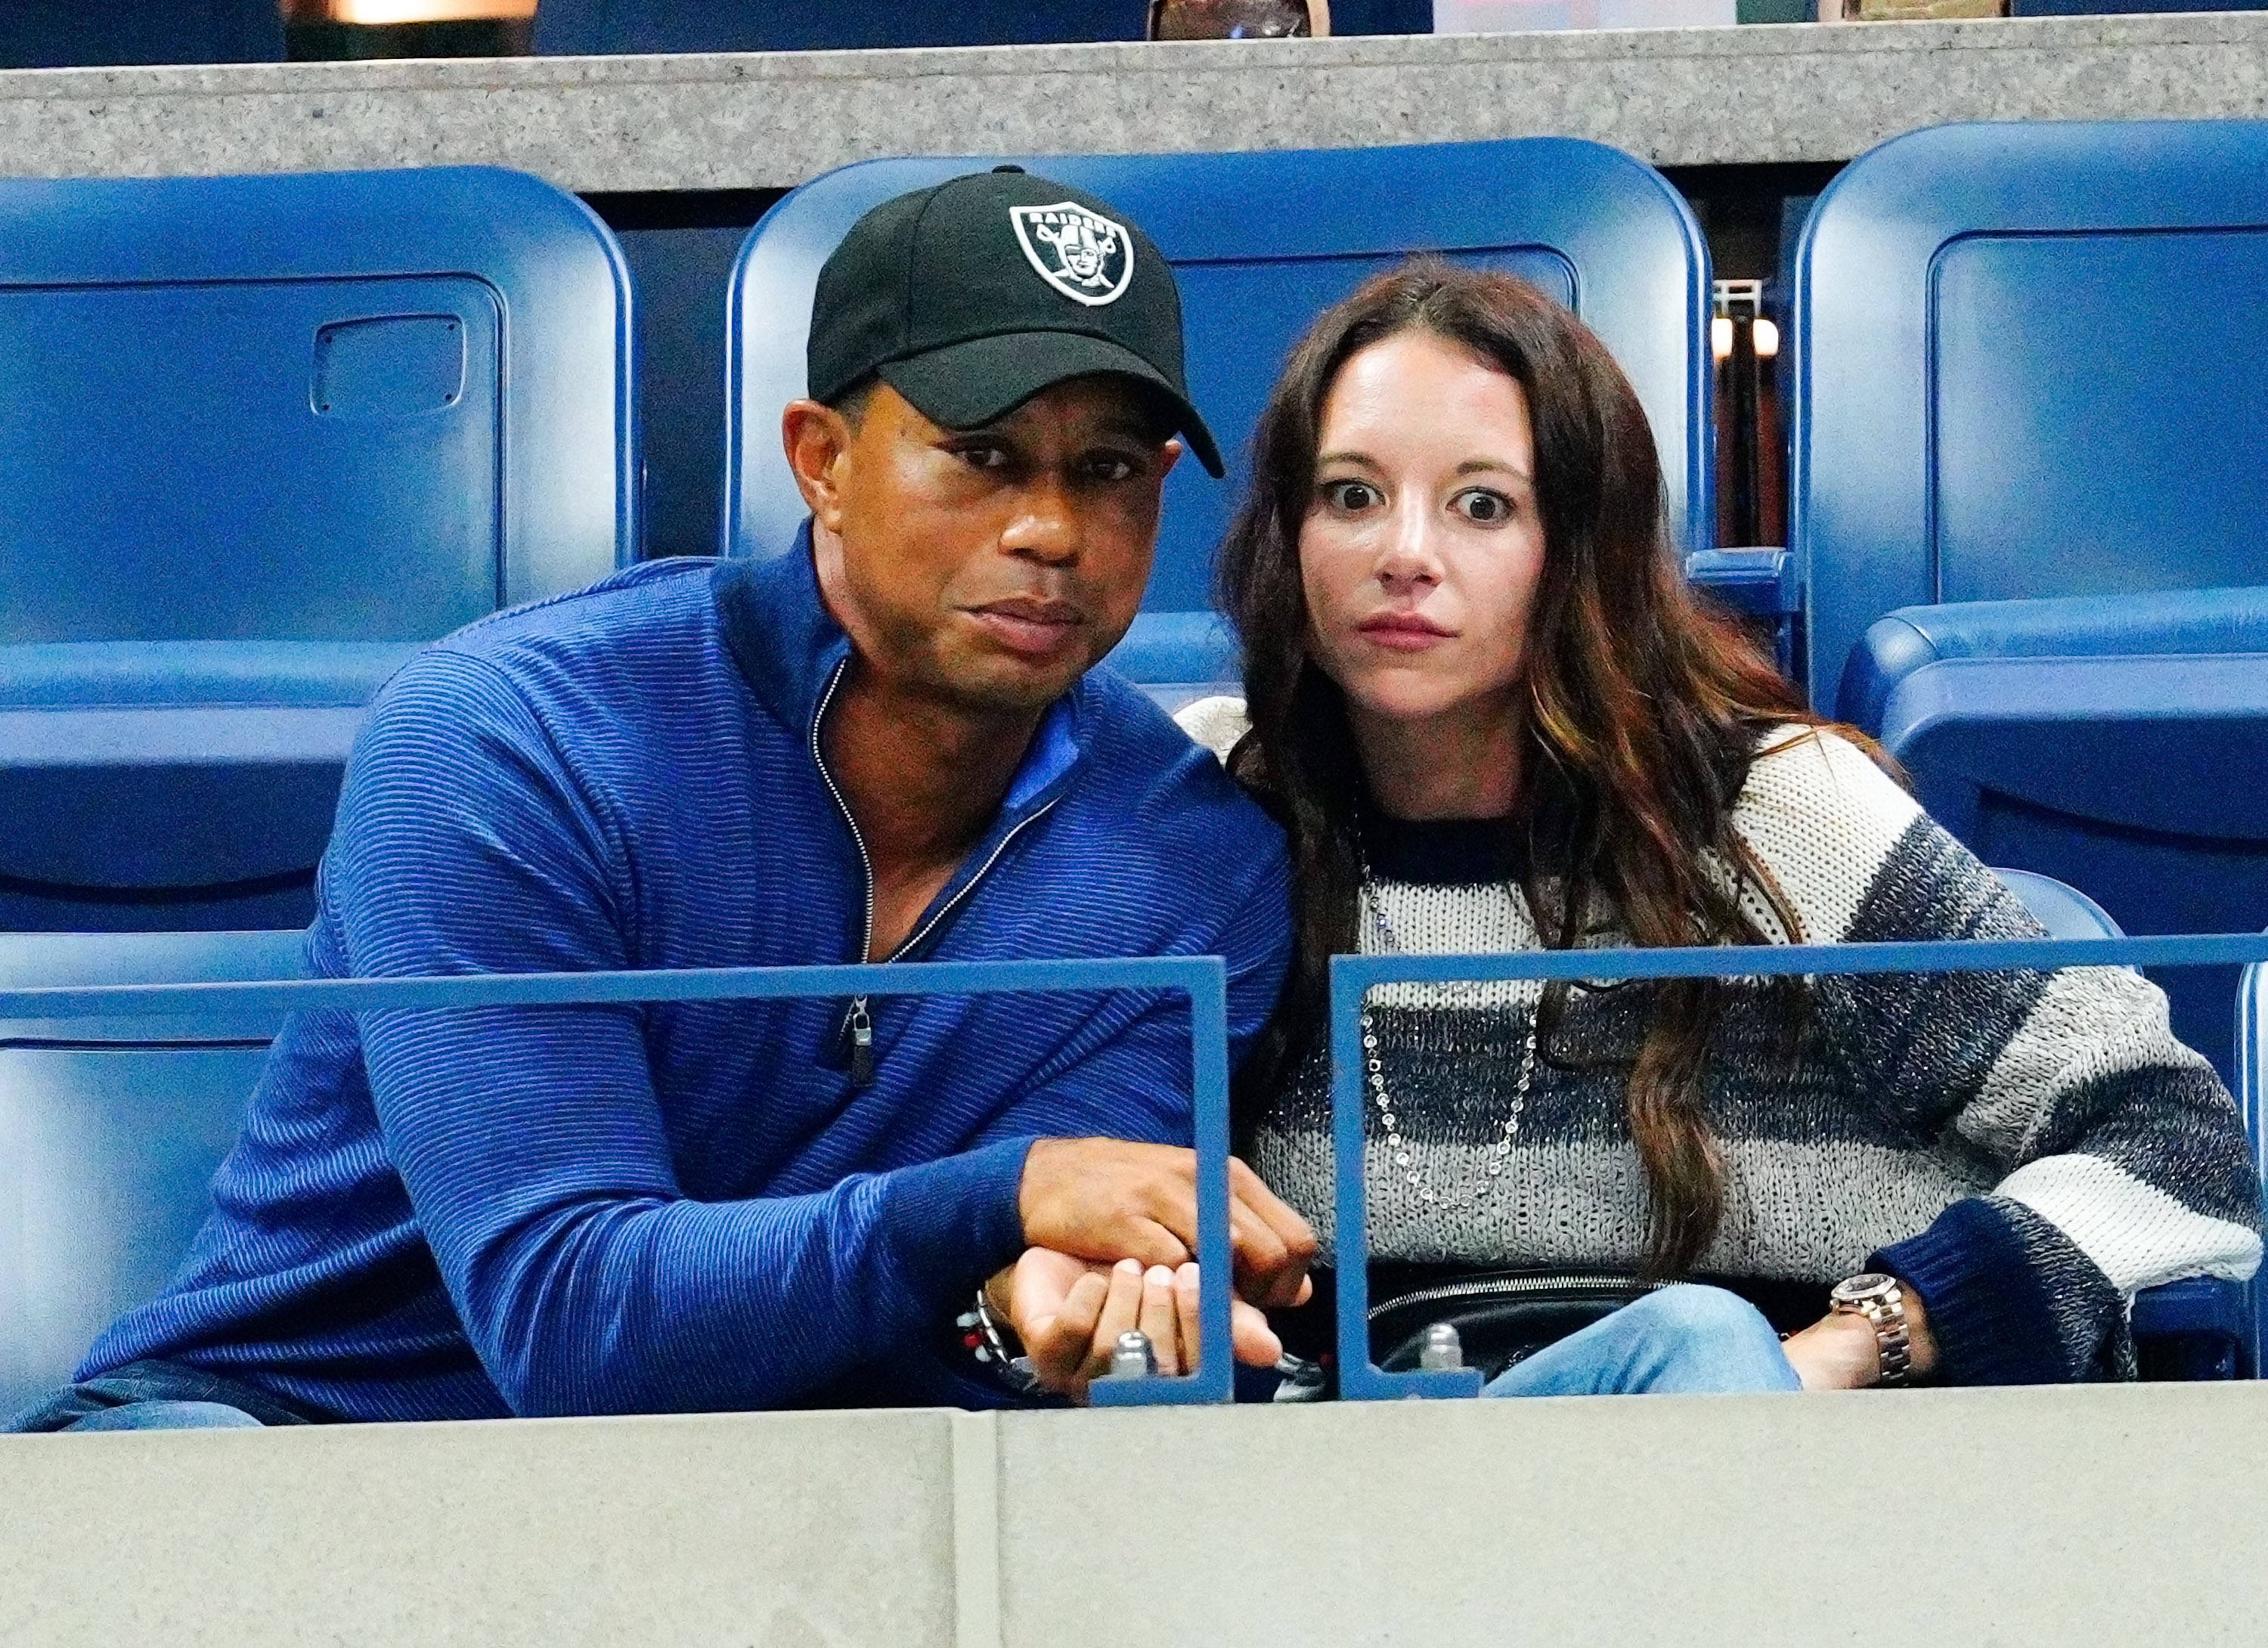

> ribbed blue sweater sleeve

[{"left": 330, "top": 650, "right": 1030, "bottom": 1416}]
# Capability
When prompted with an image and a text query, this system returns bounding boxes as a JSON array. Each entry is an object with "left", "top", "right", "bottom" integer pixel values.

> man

[{"left": 14, "top": 169, "right": 1308, "bottom": 1430}]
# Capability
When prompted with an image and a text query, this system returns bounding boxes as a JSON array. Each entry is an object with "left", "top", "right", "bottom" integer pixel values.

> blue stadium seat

[
  {"left": 0, "top": 930, "right": 305, "bottom": 1417},
  {"left": 0, "top": 167, "right": 637, "bottom": 931},
  {"left": 1794, "top": 119, "right": 2268, "bottom": 1083},
  {"left": 1997, "top": 867, "right": 2254, "bottom": 1378},
  {"left": 1994, "top": 866, "right": 2122, "bottom": 944},
  {"left": 726, "top": 139, "right": 1712, "bottom": 698}
]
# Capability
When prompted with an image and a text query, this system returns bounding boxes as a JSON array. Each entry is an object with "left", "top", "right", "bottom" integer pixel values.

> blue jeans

[
  {"left": 7, "top": 1359, "right": 314, "bottom": 1433},
  {"left": 1483, "top": 1284, "right": 1801, "bottom": 1396}
]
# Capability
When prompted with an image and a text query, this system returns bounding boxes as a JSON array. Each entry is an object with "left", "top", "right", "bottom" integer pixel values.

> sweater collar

[{"left": 717, "top": 520, "right": 1087, "bottom": 816}]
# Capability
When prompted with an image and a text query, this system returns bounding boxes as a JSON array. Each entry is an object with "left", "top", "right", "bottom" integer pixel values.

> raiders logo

[{"left": 1009, "top": 203, "right": 1136, "bottom": 307}]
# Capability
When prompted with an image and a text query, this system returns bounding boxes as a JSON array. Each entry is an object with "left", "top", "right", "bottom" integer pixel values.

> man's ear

[
  {"left": 782, "top": 400, "right": 856, "bottom": 532},
  {"left": 1158, "top": 437, "right": 1185, "bottom": 482}
]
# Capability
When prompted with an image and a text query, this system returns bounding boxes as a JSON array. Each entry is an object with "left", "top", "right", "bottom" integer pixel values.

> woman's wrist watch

[{"left": 1829, "top": 1272, "right": 1913, "bottom": 1387}]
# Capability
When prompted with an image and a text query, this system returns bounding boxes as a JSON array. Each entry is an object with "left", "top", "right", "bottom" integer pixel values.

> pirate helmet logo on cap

[{"left": 1009, "top": 202, "right": 1136, "bottom": 307}]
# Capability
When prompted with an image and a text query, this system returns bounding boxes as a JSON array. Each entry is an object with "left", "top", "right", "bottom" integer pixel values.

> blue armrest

[
  {"left": 2132, "top": 1277, "right": 2254, "bottom": 1379},
  {"left": 1839, "top": 584, "right": 2268, "bottom": 733},
  {"left": 1685, "top": 547, "right": 1800, "bottom": 618},
  {"left": 0, "top": 640, "right": 419, "bottom": 890},
  {"left": 1865, "top": 652, "right": 2268, "bottom": 846},
  {"left": 0, "top": 640, "right": 418, "bottom": 709}
]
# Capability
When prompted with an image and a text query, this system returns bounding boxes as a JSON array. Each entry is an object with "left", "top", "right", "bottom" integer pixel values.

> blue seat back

[
  {"left": 0, "top": 167, "right": 634, "bottom": 644},
  {"left": 0, "top": 931, "right": 305, "bottom": 1416},
  {"left": 1792, "top": 119, "right": 2268, "bottom": 708},
  {"left": 727, "top": 141, "right": 1710, "bottom": 684},
  {"left": 0, "top": 168, "right": 635, "bottom": 932}
]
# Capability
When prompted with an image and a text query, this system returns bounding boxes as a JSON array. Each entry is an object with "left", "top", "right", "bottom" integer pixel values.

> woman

[{"left": 998, "top": 259, "right": 2261, "bottom": 1400}]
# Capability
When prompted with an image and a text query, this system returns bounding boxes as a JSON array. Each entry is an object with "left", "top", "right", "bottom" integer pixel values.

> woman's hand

[
  {"left": 1780, "top": 1288, "right": 1939, "bottom": 1389},
  {"left": 989, "top": 1249, "right": 1289, "bottom": 1402}
]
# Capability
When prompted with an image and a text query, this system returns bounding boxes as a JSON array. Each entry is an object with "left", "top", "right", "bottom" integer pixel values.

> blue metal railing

[
  {"left": 0, "top": 955, "right": 1235, "bottom": 1409},
  {"left": 12, "top": 931, "right": 2266, "bottom": 1408},
  {"left": 1331, "top": 932, "right": 2268, "bottom": 1401}
]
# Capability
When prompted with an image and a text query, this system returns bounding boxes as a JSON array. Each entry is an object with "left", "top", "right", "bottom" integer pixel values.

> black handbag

[
  {"left": 1269, "top": 1267, "right": 1673, "bottom": 1399},
  {"left": 1368, "top": 1269, "right": 1667, "bottom": 1383}
]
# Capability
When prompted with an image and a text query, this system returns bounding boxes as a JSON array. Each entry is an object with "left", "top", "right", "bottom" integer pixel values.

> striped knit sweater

[{"left": 1177, "top": 698, "right": 2263, "bottom": 1383}]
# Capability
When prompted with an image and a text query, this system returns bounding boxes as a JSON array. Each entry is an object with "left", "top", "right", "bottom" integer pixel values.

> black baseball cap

[{"left": 807, "top": 167, "right": 1225, "bottom": 477}]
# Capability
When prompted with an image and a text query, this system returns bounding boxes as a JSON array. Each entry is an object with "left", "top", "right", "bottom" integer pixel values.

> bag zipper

[
  {"left": 810, "top": 658, "right": 1061, "bottom": 1087},
  {"left": 1366, "top": 1272, "right": 1665, "bottom": 1322}
]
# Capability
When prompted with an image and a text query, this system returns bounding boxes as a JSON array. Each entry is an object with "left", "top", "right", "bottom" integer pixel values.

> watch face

[{"left": 1832, "top": 1272, "right": 1895, "bottom": 1305}]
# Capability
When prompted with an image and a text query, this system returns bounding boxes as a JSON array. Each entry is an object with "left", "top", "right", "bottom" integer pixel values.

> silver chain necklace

[{"left": 1357, "top": 852, "right": 1540, "bottom": 1209}]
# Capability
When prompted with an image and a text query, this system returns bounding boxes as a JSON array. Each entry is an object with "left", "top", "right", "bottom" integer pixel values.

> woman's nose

[{"left": 1374, "top": 500, "right": 1439, "bottom": 589}]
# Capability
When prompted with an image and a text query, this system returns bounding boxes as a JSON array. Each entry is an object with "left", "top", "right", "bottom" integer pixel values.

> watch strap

[{"left": 1832, "top": 1275, "right": 1913, "bottom": 1387}]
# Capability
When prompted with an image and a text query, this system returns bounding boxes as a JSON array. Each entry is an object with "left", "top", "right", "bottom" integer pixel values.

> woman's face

[{"left": 1297, "top": 329, "right": 1548, "bottom": 733}]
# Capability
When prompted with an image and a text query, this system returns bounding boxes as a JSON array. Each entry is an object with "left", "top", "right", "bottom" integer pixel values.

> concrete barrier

[
  {"left": 0, "top": 1407, "right": 959, "bottom": 1647},
  {"left": 6, "top": 1381, "right": 2267, "bottom": 1646},
  {"left": 0, "top": 15, "right": 2266, "bottom": 191}
]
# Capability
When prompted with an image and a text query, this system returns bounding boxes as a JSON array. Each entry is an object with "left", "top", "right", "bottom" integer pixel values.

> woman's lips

[
  {"left": 1356, "top": 612, "right": 1455, "bottom": 652},
  {"left": 967, "top": 598, "right": 1085, "bottom": 658}
]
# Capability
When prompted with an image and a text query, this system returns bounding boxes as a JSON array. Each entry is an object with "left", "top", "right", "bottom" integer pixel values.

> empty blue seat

[
  {"left": 0, "top": 167, "right": 637, "bottom": 931},
  {"left": 1794, "top": 119, "right": 2268, "bottom": 1081},
  {"left": 1796, "top": 121, "right": 2268, "bottom": 705},
  {"left": 0, "top": 931, "right": 305, "bottom": 1417},
  {"left": 727, "top": 139, "right": 1712, "bottom": 699}
]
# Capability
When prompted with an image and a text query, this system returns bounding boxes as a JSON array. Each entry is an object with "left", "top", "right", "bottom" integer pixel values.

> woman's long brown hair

[{"left": 1219, "top": 259, "right": 1833, "bottom": 1276}]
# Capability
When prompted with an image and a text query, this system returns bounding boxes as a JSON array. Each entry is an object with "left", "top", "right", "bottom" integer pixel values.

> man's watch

[{"left": 1829, "top": 1272, "right": 1913, "bottom": 1387}]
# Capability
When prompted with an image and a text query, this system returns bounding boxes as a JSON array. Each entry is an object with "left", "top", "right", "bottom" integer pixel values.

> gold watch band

[{"left": 1831, "top": 1275, "right": 1913, "bottom": 1386}]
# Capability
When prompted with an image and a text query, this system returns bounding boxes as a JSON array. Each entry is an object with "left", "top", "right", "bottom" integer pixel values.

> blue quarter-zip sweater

[{"left": 83, "top": 537, "right": 1292, "bottom": 1420}]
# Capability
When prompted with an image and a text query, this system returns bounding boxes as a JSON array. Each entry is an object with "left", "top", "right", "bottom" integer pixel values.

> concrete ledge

[
  {"left": 5, "top": 1381, "right": 2267, "bottom": 1646},
  {"left": 0, "top": 1406, "right": 961, "bottom": 1646},
  {"left": 998, "top": 1382, "right": 2268, "bottom": 1643},
  {"left": 1, "top": 16, "right": 2267, "bottom": 191}
]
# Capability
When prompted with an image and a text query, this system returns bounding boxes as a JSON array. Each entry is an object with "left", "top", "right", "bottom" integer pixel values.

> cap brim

[{"left": 878, "top": 331, "right": 1225, "bottom": 479}]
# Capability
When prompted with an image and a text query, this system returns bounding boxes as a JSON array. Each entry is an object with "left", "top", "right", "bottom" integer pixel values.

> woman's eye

[
  {"left": 1453, "top": 488, "right": 1514, "bottom": 525},
  {"left": 1323, "top": 479, "right": 1382, "bottom": 512}
]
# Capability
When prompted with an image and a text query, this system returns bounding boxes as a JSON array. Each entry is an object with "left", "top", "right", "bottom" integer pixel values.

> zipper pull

[{"left": 847, "top": 998, "right": 875, "bottom": 1087}]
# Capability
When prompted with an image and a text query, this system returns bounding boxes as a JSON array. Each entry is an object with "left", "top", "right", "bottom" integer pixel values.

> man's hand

[
  {"left": 1017, "top": 1138, "right": 1317, "bottom": 1310},
  {"left": 991, "top": 1249, "right": 1285, "bottom": 1402}
]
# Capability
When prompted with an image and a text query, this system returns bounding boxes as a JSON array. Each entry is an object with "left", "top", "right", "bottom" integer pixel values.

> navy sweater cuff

[
  {"left": 1872, "top": 1197, "right": 2068, "bottom": 1386},
  {"left": 875, "top": 1136, "right": 1033, "bottom": 1315}
]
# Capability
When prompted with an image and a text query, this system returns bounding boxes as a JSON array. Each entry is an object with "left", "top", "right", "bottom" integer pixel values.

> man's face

[{"left": 798, "top": 376, "right": 1180, "bottom": 715}]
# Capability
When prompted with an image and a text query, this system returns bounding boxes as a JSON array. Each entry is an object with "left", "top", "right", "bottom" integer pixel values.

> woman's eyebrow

[
  {"left": 1314, "top": 449, "right": 1380, "bottom": 470},
  {"left": 1454, "top": 457, "right": 1534, "bottom": 482}
]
